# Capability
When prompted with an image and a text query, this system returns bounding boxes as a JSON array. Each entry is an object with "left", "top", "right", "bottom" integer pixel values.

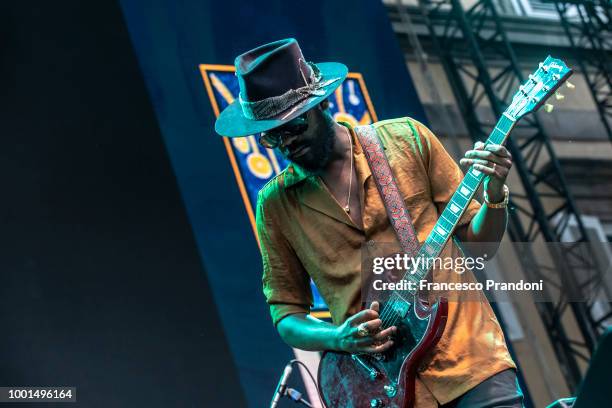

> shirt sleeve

[
  {"left": 256, "top": 190, "right": 313, "bottom": 327},
  {"left": 412, "top": 119, "right": 481, "bottom": 228}
]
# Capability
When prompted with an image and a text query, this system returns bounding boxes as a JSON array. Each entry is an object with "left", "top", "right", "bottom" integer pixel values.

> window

[{"left": 509, "top": 0, "right": 577, "bottom": 19}]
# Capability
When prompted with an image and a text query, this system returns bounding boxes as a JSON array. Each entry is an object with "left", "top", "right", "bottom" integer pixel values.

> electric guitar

[{"left": 318, "top": 56, "right": 573, "bottom": 408}]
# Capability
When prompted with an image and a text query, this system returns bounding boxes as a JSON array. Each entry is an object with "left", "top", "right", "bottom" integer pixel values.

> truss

[
  {"left": 550, "top": 0, "right": 612, "bottom": 142},
  {"left": 388, "top": 0, "right": 610, "bottom": 390}
]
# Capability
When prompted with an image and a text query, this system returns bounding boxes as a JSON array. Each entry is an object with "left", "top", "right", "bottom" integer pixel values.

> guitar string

[
  {"left": 378, "top": 244, "right": 429, "bottom": 328},
  {"left": 377, "top": 143, "right": 503, "bottom": 329},
  {"left": 379, "top": 262, "right": 423, "bottom": 326}
]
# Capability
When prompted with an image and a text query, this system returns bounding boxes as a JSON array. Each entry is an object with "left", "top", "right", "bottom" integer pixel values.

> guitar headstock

[{"left": 507, "top": 56, "right": 573, "bottom": 119}]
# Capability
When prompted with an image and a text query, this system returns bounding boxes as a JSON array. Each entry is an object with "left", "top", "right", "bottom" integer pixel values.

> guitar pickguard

[{"left": 318, "top": 297, "right": 448, "bottom": 408}]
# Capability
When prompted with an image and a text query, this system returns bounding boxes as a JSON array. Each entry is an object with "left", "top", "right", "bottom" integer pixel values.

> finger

[
  {"left": 484, "top": 144, "right": 511, "bottom": 158},
  {"left": 460, "top": 157, "right": 512, "bottom": 170},
  {"left": 366, "top": 318, "right": 383, "bottom": 333},
  {"left": 348, "top": 309, "right": 379, "bottom": 327},
  {"left": 474, "top": 142, "right": 509, "bottom": 157},
  {"left": 372, "top": 326, "right": 397, "bottom": 342},
  {"left": 361, "top": 339, "right": 395, "bottom": 354},
  {"left": 352, "top": 335, "right": 377, "bottom": 346},
  {"left": 464, "top": 149, "right": 500, "bottom": 162},
  {"left": 463, "top": 150, "right": 512, "bottom": 167},
  {"left": 352, "top": 319, "right": 382, "bottom": 337},
  {"left": 369, "top": 301, "right": 380, "bottom": 313},
  {"left": 352, "top": 325, "right": 397, "bottom": 347},
  {"left": 472, "top": 163, "right": 509, "bottom": 179},
  {"left": 460, "top": 157, "right": 491, "bottom": 167}
]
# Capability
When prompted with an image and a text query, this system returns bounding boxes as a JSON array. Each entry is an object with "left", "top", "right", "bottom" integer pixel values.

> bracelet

[{"left": 484, "top": 184, "right": 509, "bottom": 209}]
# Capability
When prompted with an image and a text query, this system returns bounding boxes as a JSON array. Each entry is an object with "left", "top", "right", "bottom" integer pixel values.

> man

[{"left": 216, "top": 38, "right": 523, "bottom": 408}]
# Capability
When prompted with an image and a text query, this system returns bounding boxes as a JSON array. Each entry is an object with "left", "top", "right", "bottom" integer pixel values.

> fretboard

[{"left": 396, "top": 113, "right": 516, "bottom": 293}]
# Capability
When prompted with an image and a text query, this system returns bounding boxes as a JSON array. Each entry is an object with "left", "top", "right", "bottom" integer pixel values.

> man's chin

[
  {"left": 288, "top": 122, "right": 335, "bottom": 174},
  {"left": 292, "top": 154, "right": 327, "bottom": 174}
]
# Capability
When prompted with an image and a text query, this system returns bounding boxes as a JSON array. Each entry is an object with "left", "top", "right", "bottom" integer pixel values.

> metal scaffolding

[
  {"left": 551, "top": 0, "right": 612, "bottom": 143},
  {"left": 387, "top": 0, "right": 610, "bottom": 390}
]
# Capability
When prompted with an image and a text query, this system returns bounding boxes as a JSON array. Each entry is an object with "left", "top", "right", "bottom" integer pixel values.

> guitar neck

[{"left": 401, "top": 113, "right": 516, "bottom": 288}]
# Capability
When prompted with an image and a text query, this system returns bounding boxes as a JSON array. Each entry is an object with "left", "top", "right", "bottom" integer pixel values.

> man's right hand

[{"left": 333, "top": 301, "right": 397, "bottom": 354}]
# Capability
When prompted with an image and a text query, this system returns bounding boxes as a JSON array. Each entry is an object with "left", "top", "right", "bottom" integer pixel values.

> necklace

[{"left": 343, "top": 126, "right": 354, "bottom": 213}]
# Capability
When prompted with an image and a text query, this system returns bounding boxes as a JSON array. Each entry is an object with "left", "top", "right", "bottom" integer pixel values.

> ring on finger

[{"left": 357, "top": 323, "right": 369, "bottom": 338}]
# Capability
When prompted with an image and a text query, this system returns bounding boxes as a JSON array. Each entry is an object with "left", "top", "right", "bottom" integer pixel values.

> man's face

[{"left": 260, "top": 105, "right": 336, "bottom": 174}]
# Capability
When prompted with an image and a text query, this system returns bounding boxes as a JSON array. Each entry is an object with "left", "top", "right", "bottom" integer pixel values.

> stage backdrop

[{"left": 120, "top": 0, "right": 427, "bottom": 405}]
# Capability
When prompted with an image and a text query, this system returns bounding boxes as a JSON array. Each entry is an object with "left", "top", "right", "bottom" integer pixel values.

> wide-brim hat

[{"left": 215, "top": 38, "right": 348, "bottom": 137}]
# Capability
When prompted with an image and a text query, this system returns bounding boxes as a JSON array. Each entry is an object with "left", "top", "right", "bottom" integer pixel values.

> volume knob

[
  {"left": 384, "top": 384, "right": 397, "bottom": 397},
  {"left": 370, "top": 398, "right": 384, "bottom": 407}
]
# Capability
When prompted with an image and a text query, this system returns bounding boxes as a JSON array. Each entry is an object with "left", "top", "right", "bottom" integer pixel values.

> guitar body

[{"left": 318, "top": 296, "right": 448, "bottom": 408}]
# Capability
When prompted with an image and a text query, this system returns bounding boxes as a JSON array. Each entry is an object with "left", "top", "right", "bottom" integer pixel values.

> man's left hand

[{"left": 459, "top": 141, "right": 512, "bottom": 203}]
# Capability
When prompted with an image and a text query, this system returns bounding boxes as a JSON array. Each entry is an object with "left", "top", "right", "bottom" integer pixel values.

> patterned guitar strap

[{"left": 353, "top": 124, "right": 420, "bottom": 259}]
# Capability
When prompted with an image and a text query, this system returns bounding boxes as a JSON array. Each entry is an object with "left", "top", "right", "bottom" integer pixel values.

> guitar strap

[{"left": 354, "top": 124, "right": 420, "bottom": 258}]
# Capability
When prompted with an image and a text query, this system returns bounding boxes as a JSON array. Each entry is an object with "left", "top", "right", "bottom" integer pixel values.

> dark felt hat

[{"left": 215, "top": 38, "right": 348, "bottom": 137}]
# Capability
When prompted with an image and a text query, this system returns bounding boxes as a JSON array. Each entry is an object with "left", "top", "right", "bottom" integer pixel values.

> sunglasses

[{"left": 258, "top": 112, "right": 309, "bottom": 149}]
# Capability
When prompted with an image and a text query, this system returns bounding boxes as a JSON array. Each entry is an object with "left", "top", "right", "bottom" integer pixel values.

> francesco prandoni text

[
  {"left": 372, "top": 279, "right": 544, "bottom": 292},
  {"left": 371, "top": 254, "right": 544, "bottom": 292}
]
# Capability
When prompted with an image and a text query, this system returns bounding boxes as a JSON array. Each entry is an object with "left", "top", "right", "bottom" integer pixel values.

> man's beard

[{"left": 290, "top": 119, "right": 336, "bottom": 174}]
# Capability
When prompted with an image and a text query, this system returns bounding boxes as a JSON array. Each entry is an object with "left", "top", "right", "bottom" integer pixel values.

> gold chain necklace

[{"left": 343, "top": 126, "right": 354, "bottom": 213}]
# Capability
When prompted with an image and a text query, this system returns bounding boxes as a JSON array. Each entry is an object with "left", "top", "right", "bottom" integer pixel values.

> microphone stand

[{"left": 270, "top": 361, "right": 314, "bottom": 407}]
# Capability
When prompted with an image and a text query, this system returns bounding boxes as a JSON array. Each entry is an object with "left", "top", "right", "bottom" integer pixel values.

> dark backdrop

[{"left": 0, "top": 1, "right": 244, "bottom": 407}]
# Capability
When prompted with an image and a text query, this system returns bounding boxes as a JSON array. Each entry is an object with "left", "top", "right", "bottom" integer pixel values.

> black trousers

[{"left": 440, "top": 369, "right": 524, "bottom": 408}]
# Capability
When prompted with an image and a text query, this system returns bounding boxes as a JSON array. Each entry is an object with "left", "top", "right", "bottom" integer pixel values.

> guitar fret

[
  {"left": 423, "top": 242, "right": 437, "bottom": 256},
  {"left": 452, "top": 194, "right": 467, "bottom": 207},
  {"left": 431, "top": 231, "right": 446, "bottom": 244},
  {"left": 499, "top": 116, "right": 509, "bottom": 131},
  {"left": 416, "top": 264, "right": 431, "bottom": 279},
  {"left": 441, "top": 213, "right": 456, "bottom": 225},
  {"left": 490, "top": 128, "right": 505, "bottom": 144},
  {"left": 501, "top": 113, "right": 514, "bottom": 132},
  {"left": 465, "top": 172, "right": 480, "bottom": 187},
  {"left": 435, "top": 225, "right": 448, "bottom": 237},
  {"left": 441, "top": 216, "right": 457, "bottom": 230},
  {"left": 459, "top": 185, "right": 472, "bottom": 198},
  {"left": 449, "top": 202, "right": 461, "bottom": 214},
  {"left": 404, "top": 273, "right": 420, "bottom": 283},
  {"left": 440, "top": 215, "right": 454, "bottom": 228}
]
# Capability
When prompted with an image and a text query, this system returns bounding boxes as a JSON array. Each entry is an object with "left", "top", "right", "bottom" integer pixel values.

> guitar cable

[{"left": 288, "top": 359, "right": 327, "bottom": 408}]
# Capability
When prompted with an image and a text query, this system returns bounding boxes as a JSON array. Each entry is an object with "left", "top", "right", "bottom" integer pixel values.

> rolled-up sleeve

[
  {"left": 256, "top": 191, "right": 312, "bottom": 326},
  {"left": 413, "top": 120, "right": 481, "bottom": 228}
]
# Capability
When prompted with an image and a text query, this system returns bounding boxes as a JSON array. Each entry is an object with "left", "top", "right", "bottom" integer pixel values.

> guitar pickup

[{"left": 393, "top": 301, "right": 411, "bottom": 319}]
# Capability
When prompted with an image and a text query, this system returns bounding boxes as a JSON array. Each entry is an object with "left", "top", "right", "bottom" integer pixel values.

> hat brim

[{"left": 214, "top": 62, "right": 348, "bottom": 137}]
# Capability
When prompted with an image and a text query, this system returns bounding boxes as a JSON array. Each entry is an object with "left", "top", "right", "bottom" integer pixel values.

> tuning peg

[
  {"left": 544, "top": 103, "right": 554, "bottom": 113},
  {"left": 566, "top": 81, "right": 575, "bottom": 90},
  {"left": 555, "top": 92, "right": 565, "bottom": 101}
]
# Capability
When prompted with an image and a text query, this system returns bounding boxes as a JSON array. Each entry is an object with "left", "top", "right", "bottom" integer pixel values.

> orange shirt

[{"left": 256, "top": 117, "right": 515, "bottom": 406}]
